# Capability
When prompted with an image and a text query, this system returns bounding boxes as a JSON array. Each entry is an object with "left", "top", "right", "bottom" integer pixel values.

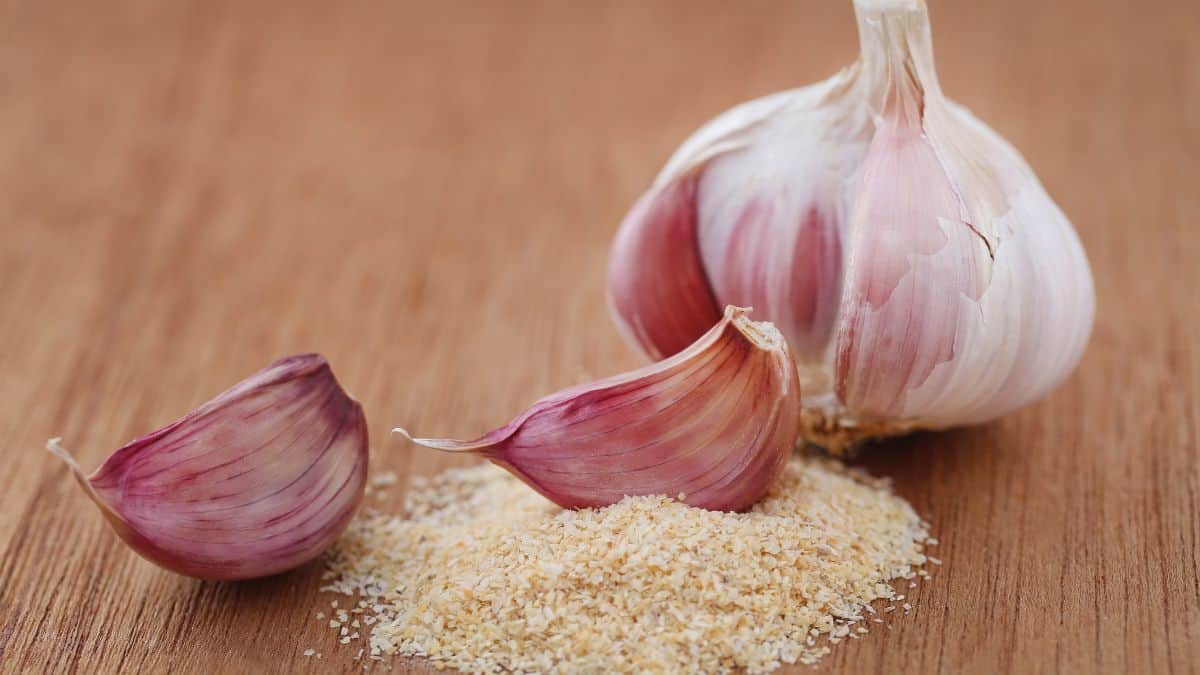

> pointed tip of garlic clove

[
  {"left": 402, "top": 306, "right": 801, "bottom": 513},
  {"left": 392, "top": 427, "right": 498, "bottom": 453},
  {"left": 51, "top": 354, "right": 369, "bottom": 581},
  {"left": 46, "top": 437, "right": 123, "bottom": 523},
  {"left": 46, "top": 436, "right": 85, "bottom": 480}
]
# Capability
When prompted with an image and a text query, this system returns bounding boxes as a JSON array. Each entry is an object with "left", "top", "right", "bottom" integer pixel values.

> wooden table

[{"left": 1, "top": 1, "right": 1196, "bottom": 672}]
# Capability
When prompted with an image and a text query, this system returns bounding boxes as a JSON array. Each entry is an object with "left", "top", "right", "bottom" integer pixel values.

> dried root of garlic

[{"left": 607, "top": 0, "right": 1095, "bottom": 451}]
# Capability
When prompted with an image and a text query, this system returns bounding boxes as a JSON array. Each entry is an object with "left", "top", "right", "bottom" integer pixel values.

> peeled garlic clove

[
  {"left": 607, "top": 176, "right": 721, "bottom": 360},
  {"left": 47, "top": 354, "right": 368, "bottom": 581},
  {"left": 607, "top": 0, "right": 1095, "bottom": 450},
  {"left": 398, "top": 306, "right": 800, "bottom": 512}
]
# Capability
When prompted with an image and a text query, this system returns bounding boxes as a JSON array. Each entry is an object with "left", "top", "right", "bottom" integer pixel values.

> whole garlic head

[{"left": 607, "top": 0, "right": 1095, "bottom": 451}]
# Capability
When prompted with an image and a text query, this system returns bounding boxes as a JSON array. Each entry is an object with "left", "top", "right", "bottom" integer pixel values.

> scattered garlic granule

[
  {"left": 322, "top": 455, "right": 933, "bottom": 673},
  {"left": 370, "top": 472, "right": 399, "bottom": 487}
]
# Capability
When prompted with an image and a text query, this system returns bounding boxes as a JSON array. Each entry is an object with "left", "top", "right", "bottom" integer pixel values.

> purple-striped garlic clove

[
  {"left": 397, "top": 306, "right": 801, "bottom": 512},
  {"left": 47, "top": 354, "right": 368, "bottom": 581},
  {"left": 606, "top": 175, "right": 722, "bottom": 361}
]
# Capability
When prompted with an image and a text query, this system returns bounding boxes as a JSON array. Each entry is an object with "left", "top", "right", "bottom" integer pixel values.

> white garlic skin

[{"left": 607, "top": 0, "right": 1094, "bottom": 446}]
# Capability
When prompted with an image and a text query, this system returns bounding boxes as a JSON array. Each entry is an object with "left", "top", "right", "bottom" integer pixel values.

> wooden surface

[{"left": 1, "top": 0, "right": 1197, "bottom": 672}]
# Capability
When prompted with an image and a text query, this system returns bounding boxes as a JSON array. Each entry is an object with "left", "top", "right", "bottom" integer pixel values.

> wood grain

[{"left": 0, "top": 0, "right": 1197, "bottom": 672}]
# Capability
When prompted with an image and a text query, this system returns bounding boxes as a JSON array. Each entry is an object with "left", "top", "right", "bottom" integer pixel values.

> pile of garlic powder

[{"left": 318, "top": 455, "right": 937, "bottom": 673}]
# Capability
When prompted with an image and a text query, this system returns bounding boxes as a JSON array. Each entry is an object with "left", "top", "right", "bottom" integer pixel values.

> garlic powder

[{"left": 321, "top": 455, "right": 934, "bottom": 673}]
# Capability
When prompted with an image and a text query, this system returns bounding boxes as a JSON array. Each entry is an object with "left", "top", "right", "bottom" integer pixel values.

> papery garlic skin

[
  {"left": 48, "top": 354, "right": 368, "bottom": 581},
  {"left": 398, "top": 306, "right": 801, "bottom": 512},
  {"left": 606, "top": 0, "right": 1094, "bottom": 450}
]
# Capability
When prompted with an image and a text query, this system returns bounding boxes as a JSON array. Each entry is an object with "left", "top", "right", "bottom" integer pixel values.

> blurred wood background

[{"left": 0, "top": 0, "right": 1196, "bottom": 672}]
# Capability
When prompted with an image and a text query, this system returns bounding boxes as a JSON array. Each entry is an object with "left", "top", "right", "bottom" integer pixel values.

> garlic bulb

[
  {"left": 607, "top": 0, "right": 1094, "bottom": 451},
  {"left": 47, "top": 354, "right": 369, "bottom": 580},
  {"left": 398, "top": 306, "right": 800, "bottom": 512}
]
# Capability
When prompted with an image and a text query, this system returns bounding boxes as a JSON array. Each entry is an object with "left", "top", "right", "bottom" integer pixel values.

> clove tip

[
  {"left": 392, "top": 427, "right": 491, "bottom": 453},
  {"left": 45, "top": 437, "right": 82, "bottom": 472},
  {"left": 46, "top": 436, "right": 110, "bottom": 508},
  {"left": 724, "top": 306, "right": 787, "bottom": 353}
]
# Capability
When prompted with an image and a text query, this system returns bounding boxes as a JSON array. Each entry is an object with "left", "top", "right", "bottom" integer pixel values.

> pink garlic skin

[
  {"left": 607, "top": 176, "right": 721, "bottom": 361},
  {"left": 53, "top": 354, "right": 368, "bottom": 580},
  {"left": 834, "top": 90, "right": 982, "bottom": 419},
  {"left": 606, "top": 0, "right": 1095, "bottom": 437},
  {"left": 401, "top": 307, "right": 800, "bottom": 512}
]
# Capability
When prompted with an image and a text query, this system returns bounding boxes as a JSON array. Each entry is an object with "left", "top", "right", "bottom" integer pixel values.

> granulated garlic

[{"left": 319, "top": 455, "right": 936, "bottom": 673}]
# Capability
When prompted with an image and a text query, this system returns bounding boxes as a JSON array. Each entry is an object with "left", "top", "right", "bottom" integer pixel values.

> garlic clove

[
  {"left": 833, "top": 0, "right": 1096, "bottom": 427},
  {"left": 697, "top": 192, "right": 843, "bottom": 359},
  {"left": 47, "top": 354, "right": 368, "bottom": 581},
  {"left": 606, "top": 176, "right": 721, "bottom": 360},
  {"left": 834, "top": 84, "right": 989, "bottom": 419},
  {"left": 691, "top": 77, "right": 868, "bottom": 360},
  {"left": 398, "top": 306, "right": 801, "bottom": 512}
]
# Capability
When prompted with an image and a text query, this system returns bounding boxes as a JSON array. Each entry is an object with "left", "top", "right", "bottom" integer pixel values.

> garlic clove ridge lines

[{"left": 48, "top": 354, "right": 369, "bottom": 581}]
